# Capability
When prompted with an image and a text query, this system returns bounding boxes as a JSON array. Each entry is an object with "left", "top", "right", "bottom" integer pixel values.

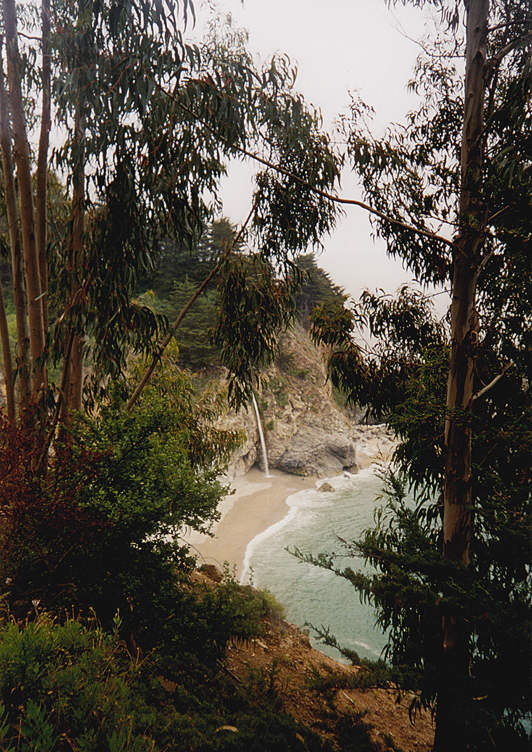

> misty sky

[{"left": 195, "top": 0, "right": 448, "bottom": 308}]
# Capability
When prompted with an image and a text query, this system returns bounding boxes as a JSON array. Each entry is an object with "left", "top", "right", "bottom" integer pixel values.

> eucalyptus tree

[
  {"left": 308, "top": 2, "right": 530, "bottom": 749},
  {"left": 0, "top": 0, "right": 339, "bottom": 441}
]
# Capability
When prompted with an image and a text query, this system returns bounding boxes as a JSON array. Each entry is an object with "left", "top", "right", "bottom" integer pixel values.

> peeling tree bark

[
  {"left": 0, "top": 282, "right": 15, "bottom": 421},
  {"left": 0, "top": 39, "right": 30, "bottom": 412},
  {"left": 3, "top": 0, "right": 46, "bottom": 404},
  {"left": 36, "top": 0, "right": 51, "bottom": 335},
  {"left": 435, "top": 1, "right": 489, "bottom": 750}
]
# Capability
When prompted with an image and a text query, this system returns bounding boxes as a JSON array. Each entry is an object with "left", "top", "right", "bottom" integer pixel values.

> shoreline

[
  {"left": 186, "top": 427, "right": 396, "bottom": 580},
  {"left": 186, "top": 468, "right": 316, "bottom": 579}
]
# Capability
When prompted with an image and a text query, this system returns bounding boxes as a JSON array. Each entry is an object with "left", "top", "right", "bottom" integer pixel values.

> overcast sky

[{"left": 193, "top": 0, "right": 447, "bottom": 307}]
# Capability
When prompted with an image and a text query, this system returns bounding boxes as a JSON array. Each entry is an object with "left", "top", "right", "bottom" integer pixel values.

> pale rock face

[
  {"left": 220, "top": 324, "right": 394, "bottom": 479},
  {"left": 218, "top": 405, "right": 258, "bottom": 479}
]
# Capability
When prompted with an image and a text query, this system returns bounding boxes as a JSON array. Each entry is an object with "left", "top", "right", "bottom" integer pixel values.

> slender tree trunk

[
  {"left": 66, "top": 333, "right": 83, "bottom": 412},
  {"left": 0, "top": 38, "right": 30, "bottom": 412},
  {"left": 36, "top": 0, "right": 51, "bottom": 335},
  {"left": 0, "top": 283, "right": 15, "bottom": 421},
  {"left": 435, "top": 2, "right": 489, "bottom": 750},
  {"left": 60, "top": 106, "right": 85, "bottom": 424},
  {"left": 3, "top": 0, "right": 46, "bottom": 403}
]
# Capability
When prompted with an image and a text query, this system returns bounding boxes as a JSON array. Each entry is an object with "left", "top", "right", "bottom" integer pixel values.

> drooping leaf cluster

[
  {"left": 135, "top": 218, "right": 243, "bottom": 370},
  {"left": 8, "top": 2, "right": 340, "bottom": 413},
  {"left": 138, "top": 234, "right": 346, "bottom": 376},
  {"left": 312, "top": 286, "right": 447, "bottom": 425},
  {"left": 214, "top": 253, "right": 301, "bottom": 405}
]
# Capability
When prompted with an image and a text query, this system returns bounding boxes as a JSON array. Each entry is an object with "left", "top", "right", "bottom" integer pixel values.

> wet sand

[{"left": 185, "top": 468, "right": 316, "bottom": 579}]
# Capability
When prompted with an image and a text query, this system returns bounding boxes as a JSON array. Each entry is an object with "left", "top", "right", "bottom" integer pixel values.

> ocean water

[{"left": 240, "top": 467, "right": 391, "bottom": 663}]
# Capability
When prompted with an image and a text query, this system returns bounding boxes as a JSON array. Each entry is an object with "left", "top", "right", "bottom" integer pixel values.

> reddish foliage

[{"left": 0, "top": 412, "right": 110, "bottom": 612}]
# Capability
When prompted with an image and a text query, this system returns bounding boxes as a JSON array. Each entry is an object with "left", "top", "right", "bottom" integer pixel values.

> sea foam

[{"left": 240, "top": 465, "right": 389, "bottom": 661}]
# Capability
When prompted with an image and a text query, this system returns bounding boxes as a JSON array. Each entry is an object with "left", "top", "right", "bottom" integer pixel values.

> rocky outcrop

[
  {"left": 218, "top": 405, "right": 260, "bottom": 479},
  {"left": 260, "top": 327, "right": 352, "bottom": 476},
  {"left": 219, "top": 323, "right": 394, "bottom": 479}
]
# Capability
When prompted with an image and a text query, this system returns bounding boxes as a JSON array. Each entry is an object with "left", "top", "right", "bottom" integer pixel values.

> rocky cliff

[{"left": 219, "top": 323, "right": 395, "bottom": 479}]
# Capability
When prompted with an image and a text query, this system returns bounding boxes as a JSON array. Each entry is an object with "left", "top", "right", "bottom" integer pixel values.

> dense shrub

[
  {"left": 0, "top": 608, "right": 337, "bottom": 752},
  {"left": 0, "top": 365, "right": 240, "bottom": 634}
]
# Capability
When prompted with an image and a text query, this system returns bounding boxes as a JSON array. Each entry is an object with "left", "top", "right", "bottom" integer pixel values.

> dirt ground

[
  {"left": 194, "top": 570, "right": 434, "bottom": 752},
  {"left": 226, "top": 615, "right": 434, "bottom": 752}
]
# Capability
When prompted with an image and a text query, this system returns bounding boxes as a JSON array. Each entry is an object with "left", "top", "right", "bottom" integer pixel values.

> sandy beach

[{"left": 185, "top": 469, "right": 316, "bottom": 579}]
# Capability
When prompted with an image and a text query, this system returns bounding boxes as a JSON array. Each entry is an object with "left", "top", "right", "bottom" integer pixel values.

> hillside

[
  {"left": 217, "top": 322, "right": 395, "bottom": 479},
  {"left": 196, "top": 570, "right": 435, "bottom": 752}
]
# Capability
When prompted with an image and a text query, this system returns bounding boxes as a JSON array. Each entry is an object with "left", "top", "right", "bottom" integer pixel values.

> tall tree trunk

[
  {"left": 60, "top": 106, "right": 85, "bottom": 425},
  {"left": 0, "top": 283, "right": 15, "bottom": 421},
  {"left": 0, "top": 38, "right": 30, "bottom": 412},
  {"left": 435, "top": 1, "right": 489, "bottom": 750},
  {"left": 36, "top": 0, "right": 51, "bottom": 335},
  {"left": 66, "top": 333, "right": 83, "bottom": 413},
  {"left": 3, "top": 0, "right": 46, "bottom": 403}
]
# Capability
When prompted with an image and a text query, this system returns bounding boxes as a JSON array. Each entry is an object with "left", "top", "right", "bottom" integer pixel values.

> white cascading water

[{"left": 251, "top": 393, "right": 271, "bottom": 477}]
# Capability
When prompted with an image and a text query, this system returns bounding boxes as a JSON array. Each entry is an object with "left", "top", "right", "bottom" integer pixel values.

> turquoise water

[{"left": 241, "top": 467, "right": 390, "bottom": 663}]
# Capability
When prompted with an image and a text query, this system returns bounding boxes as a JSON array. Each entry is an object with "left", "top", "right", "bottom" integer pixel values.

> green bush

[
  {"left": 0, "top": 612, "right": 337, "bottom": 752},
  {"left": 0, "top": 614, "right": 154, "bottom": 751},
  {"left": 0, "top": 364, "right": 241, "bottom": 637}
]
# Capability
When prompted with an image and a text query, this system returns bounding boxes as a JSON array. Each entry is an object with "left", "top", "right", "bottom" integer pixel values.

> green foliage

[
  {"left": 312, "top": 286, "right": 446, "bottom": 423},
  {"left": 0, "top": 610, "right": 338, "bottom": 752},
  {"left": 140, "top": 218, "right": 239, "bottom": 299},
  {"left": 306, "top": 657, "right": 408, "bottom": 696},
  {"left": 294, "top": 253, "right": 347, "bottom": 328},
  {"left": 0, "top": 614, "right": 153, "bottom": 752},
  {"left": 196, "top": 575, "right": 286, "bottom": 646},
  {"left": 135, "top": 218, "right": 242, "bottom": 371},
  {"left": 9, "top": 2, "right": 341, "bottom": 414},
  {"left": 0, "top": 357, "right": 242, "bottom": 634},
  {"left": 268, "top": 375, "right": 289, "bottom": 409},
  {"left": 214, "top": 254, "right": 300, "bottom": 406},
  {"left": 140, "top": 282, "right": 220, "bottom": 369}
]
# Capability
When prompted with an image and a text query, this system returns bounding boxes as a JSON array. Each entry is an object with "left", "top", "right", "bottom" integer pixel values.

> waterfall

[{"left": 251, "top": 393, "right": 271, "bottom": 477}]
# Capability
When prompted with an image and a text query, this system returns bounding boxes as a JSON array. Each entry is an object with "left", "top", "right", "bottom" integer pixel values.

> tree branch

[
  {"left": 487, "top": 31, "right": 532, "bottom": 68},
  {"left": 472, "top": 363, "right": 512, "bottom": 402},
  {"left": 126, "top": 202, "right": 257, "bottom": 412},
  {"left": 157, "top": 86, "right": 458, "bottom": 255},
  {"left": 17, "top": 31, "right": 42, "bottom": 42}
]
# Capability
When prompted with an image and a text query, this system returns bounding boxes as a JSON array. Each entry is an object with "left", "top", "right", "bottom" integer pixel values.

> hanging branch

[
  {"left": 157, "top": 85, "right": 458, "bottom": 255},
  {"left": 126, "top": 202, "right": 257, "bottom": 412}
]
